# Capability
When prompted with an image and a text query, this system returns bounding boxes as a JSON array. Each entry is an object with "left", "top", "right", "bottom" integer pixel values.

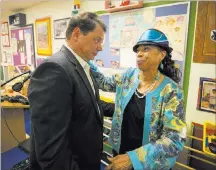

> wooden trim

[
  {"left": 0, "top": 101, "right": 29, "bottom": 108},
  {"left": 193, "top": 1, "right": 216, "bottom": 64}
]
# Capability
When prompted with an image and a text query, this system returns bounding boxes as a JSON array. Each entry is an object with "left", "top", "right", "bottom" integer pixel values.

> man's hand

[{"left": 105, "top": 154, "right": 133, "bottom": 170}]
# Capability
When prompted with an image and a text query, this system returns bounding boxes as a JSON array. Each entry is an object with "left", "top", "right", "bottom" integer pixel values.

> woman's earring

[{"left": 160, "top": 62, "right": 164, "bottom": 69}]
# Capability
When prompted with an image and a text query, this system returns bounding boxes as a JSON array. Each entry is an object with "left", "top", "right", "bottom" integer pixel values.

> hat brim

[{"left": 133, "top": 41, "right": 173, "bottom": 53}]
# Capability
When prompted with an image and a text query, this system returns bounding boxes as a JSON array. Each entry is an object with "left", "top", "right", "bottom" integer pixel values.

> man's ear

[{"left": 71, "top": 27, "right": 81, "bottom": 41}]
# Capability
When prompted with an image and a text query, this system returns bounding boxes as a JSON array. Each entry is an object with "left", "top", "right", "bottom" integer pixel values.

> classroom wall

[
  {"left": 83, "top": 1, "right": 216, "bottom": 127},
  {"left": 186, "top": 63, "right": 216, "bottom": 126},
  {"left": 184, "top": 2, "right": 216, "bottom": 127},
  {"left": 1, "top": 1, "right": 215, "bottom": 127},
  {"left": 0, "top": 0, "right": 75, "bottom": 81},
  {"left": 0, "top": 0, "right": 121, "bottom": 64},
  {"left": 19, "top": 0, "right": 75, "bottom": 58},
  {"left": 1, "top": 10, "right": 13, "bottom": 63}
]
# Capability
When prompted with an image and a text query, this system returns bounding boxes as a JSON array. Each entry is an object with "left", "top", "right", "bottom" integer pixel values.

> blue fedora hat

[{"left": 133, "top": 28, "right": 173, "bottom": 53}]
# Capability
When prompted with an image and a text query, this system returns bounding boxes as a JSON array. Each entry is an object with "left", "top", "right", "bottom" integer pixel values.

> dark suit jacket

[{"left": 28, "top": 45, "right": 114, "bottom": 170}]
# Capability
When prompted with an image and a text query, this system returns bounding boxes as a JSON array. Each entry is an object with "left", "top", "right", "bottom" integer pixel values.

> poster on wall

[
  {"left": 53, "top": 17, "right": 70, "bottom": 39},
  {"left": 155, "top": 3, "right": 189, "bottom": 79},
  {"left": 35, "top": 17, "right": 52, "bottom": 56},
  {"left": 1, "top": 21, "right": 10, "bottom": 47},
  {"left": 7, "top": 65, "right": 20, "bottom": 79},
  {"left": 1, "top": 21, "right": 9, "bottom": 34},
  {"left": 10, "top": 24, "right": 35, "bottom": 69},
  {"left": 94, "top": 15, "right": 110, "bottom": 68},
  {"left": 2, "top": 50, "right": 13, "bottom": 64},
  {"left": 197, "top": 77, "right": 216, "bottom": 113},
  {"left": 95, "top": 2, "right": 190, "bottom": 86}
]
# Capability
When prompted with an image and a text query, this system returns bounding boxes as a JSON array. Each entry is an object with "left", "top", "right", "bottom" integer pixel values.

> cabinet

[
  {"left": 103, "top": 118, "right": 112, "bottom": 152},
  {"left": 1, "top": 102, "right": 29, "bottom": 153},
  {"left": 193, "top": 1, "right": 216, "bottom": 64},
  {"left": 102, "top": 118, "right": 113, "bottom": 166},
  {"left": 9, "top": 13, "right": 26, "bottom": 26}
]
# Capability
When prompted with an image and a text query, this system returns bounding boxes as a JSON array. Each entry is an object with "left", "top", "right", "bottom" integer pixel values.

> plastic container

[{"left": 203, "top": 121, "right": 216, "bottom": 157}]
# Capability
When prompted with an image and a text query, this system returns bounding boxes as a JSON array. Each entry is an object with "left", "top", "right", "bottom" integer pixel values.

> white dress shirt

[
  {"left": 64, "top": 44, "right": 101, "bottom": 115},
  {"left": 64, "top": 44, "right": 95, "bottom": 94}
]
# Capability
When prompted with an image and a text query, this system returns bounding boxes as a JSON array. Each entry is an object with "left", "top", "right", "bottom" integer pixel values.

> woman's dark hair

[{"left": 158, "top": 50, "right": 182, "bottom": 83}]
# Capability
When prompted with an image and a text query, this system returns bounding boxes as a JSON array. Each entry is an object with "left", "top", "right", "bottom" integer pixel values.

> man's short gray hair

[{"left": 66, "top": 12, "right": 107, "bottom": 40}]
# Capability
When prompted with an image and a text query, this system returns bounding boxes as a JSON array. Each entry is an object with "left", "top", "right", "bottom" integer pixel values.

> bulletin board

[
  {"left": 10, "top": 24, "right": 36, "bottom": 68},
  {"left": 1, "top": 21, "right": 10, "bottom": 47},
  {"left": 95, "top": 2, "right": 190, "bottom": 85}
]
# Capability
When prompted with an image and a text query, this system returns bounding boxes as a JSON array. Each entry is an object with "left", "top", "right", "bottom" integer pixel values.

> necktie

[
  {"left": 84, "top": 65, "right": 101, "bottom": 116},
  {"left": 84, "top": 64, "right": 95, "bottom": 95}
]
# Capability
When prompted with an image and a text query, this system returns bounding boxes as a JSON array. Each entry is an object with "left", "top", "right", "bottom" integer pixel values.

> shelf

[
  {"left": 103, "top": 125, "right": 111, "bottom": 130},
  {"left": 103, "top": 151, "right": 113, "bottom": 157},
  {"left": 9, "top": 13, "right": 26, "bottom": 26},
  {"left": 103, "top": 133, "right": 109, "bottom": 138},
  {"left": 1, "top": 101, "right": 29, "bottom": 108},
  {"left": 104, "top": 119, "right": 112, "bottom": 130},
  {"left": 101, "top": 151, "right": 113, "bottom": 166},
  {"left": 105, "top": 0, "right": 143, "bottom": 13},
  {"left": 104, "top": 142, "right": 112, "bottom": 148}
]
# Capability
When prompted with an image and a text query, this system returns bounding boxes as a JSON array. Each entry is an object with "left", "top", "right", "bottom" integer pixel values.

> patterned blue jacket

[{"left": 89, "top": 62, "right": 186, "bottom": 170}]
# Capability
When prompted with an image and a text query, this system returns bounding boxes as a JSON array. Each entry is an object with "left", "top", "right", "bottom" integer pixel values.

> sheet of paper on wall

[
  {"left": 1, "top": 23, "right": 8, "bottom": 34},
  {"left": 5, "top": 35, "right": 10, "bottom": 46},
  {"left": 120, "top": 48, "right": 136, "bottom": 68},
  {"left": 3, "top": 51, "right": 7, "bottom": 63},
  {"left": 20, "top": 52, "right": 25, "bottom": 64},
  {"left": 6, "top": 53, "right": 13, "bottom": 63},
  {"left": 155, "top": 15, "right": 187, "bottom": 61},
  {"left": 2, "top": 35, "right": 9, "bottom": 46},
  {"left": 11, "top": 38, "right": 18, "bottom": 55},
  {"left": 26, "top": 40, "right": 32, "bottom": 65},
  {"left": 19, "top": 30, "right": 24, "bottom": 40},
  {"left": 171, "top": 50, "right": 184, "bottom": 61}
]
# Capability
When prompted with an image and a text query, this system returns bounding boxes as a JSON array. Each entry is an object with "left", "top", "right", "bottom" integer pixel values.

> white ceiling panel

[{"left": 0, "top": 0, "right": 52, "bottom": 12}]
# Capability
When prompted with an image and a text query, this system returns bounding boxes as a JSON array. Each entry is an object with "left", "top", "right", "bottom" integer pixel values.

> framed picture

[
  {"left": 197, "top": 77, "right": 216, "bottom": 113},
  {"left": 1, "top": 21, "right": 9, "bottom": 34},
  {"left": 1, "top": 21, "right": 10, "bottom": 47},
  {"left": 35, "top": 17, "right": 52, "bottom": 56},
  {"left": 11, "top": 24, "right": 36, "bottom": 67},
  {"left": 53, "top": 17, "right": 70, "bottom": 39}
]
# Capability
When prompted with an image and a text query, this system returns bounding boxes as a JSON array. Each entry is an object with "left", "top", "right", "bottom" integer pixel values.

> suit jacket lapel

[
  {"left": 76, "top": 65, "right": 103, "bottom": 125},
  {"left": 90, "top": 71, "right": 104, "bottom": 123},
  {"left": 60, "top": 45, "right": 102, "bottom": 124}
]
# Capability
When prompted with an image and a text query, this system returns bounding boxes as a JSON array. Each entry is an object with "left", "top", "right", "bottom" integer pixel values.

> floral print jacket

[{"left": 89, "top": 62, "right": 186, "bottom": 170}]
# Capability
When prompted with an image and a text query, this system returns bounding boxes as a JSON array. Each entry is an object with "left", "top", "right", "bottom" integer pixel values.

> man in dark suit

[{"left": 28, "top": 12, "right": 114, "bottom": 170}]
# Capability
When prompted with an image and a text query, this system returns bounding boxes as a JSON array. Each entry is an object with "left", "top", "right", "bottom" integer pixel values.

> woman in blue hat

[{"left": 89, "top": 28, "right": 186, "bottom": 170}]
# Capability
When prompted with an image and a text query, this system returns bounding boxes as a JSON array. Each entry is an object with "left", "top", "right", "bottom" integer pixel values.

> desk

[{"left": 1, "top": 102, "right": 29, "bottom": 153}]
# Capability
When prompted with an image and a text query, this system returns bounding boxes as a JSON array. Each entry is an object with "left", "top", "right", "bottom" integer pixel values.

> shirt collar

[{"left": 64, "top": 44, "right": 88, "bottom": 70}]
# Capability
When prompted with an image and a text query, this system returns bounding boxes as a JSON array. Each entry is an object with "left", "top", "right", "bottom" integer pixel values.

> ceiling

[
  {"left": 0, "top": 0, "right": 154, "bottom": 16},
  {"left": 0, "top": 0, "right": 52, "bottom": 13}
]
